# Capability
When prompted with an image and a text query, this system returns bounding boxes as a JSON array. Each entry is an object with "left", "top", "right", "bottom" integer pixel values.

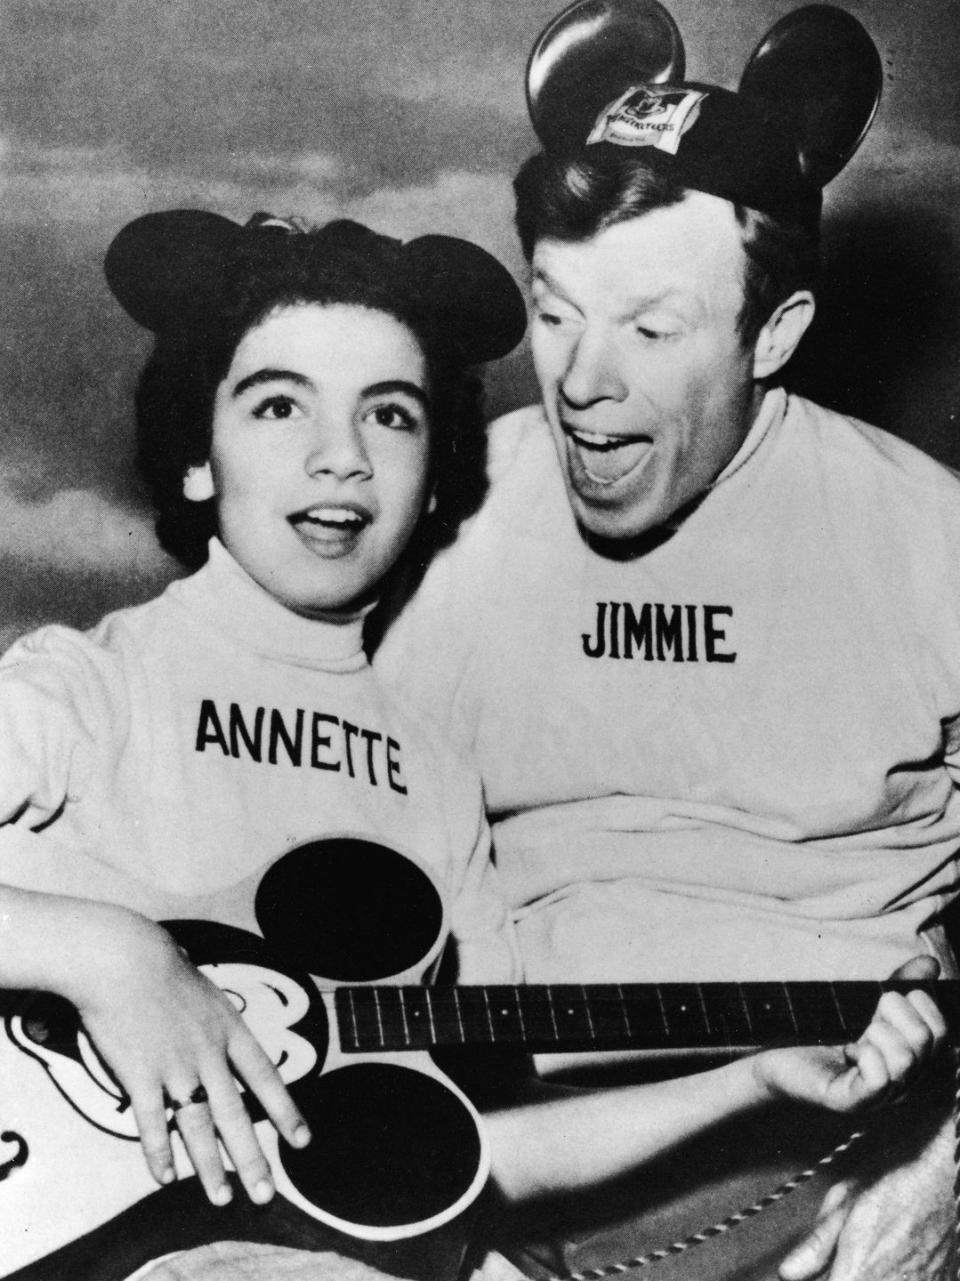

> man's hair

[
  {"left": 513, "top": 149, "right": 820, "bottom": 346},
  {"left": 134, "top": 232, "right": 486, "bottom": 570}
]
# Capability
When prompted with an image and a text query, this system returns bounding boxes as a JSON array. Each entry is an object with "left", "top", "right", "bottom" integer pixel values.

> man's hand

[
  {"left": 775, "top": 955, "right": 955, "bottom": 1280},
  {"left": 64, "top": 906, "right": 311, "bottom": 1206},
  {"left": 138, "top": 1243, "right": 403, "bottom": 1281},
  {"left": 777, "top": 1115, "right": 955, "bottom": 1280},
  {"left": 752, "top": 955, "right": 947, "bottom": 1114}
]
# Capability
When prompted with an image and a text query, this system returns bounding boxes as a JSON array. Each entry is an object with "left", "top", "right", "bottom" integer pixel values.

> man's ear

[
  {"left": 752, "top": 291, "right": 816, "bottom": 381},
  {"left": 182, "top": 462, "right": 215, "bottom": 503}
]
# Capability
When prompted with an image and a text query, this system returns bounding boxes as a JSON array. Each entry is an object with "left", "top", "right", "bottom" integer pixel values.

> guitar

[{"left": 0, "top": 836, "right": 954, "bottom": 1281}]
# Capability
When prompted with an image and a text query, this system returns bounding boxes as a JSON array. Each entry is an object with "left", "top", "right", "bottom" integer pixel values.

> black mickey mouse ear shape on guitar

[
  {"left": 526, "top": 0, "right": 684, "bottom": 154},
  {"left": 739, "top": 4, "right": 883, "bottom": 188}
]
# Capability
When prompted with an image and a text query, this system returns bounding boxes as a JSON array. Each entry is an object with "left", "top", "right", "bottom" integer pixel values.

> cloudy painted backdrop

[{"left": 2, "top": 0, "right": 959, "bottom": 644}]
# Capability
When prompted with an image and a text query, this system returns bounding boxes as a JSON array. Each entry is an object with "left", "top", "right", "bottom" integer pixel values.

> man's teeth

[{"left": 568, "top": 428, "right": 640, "bottom": 451}]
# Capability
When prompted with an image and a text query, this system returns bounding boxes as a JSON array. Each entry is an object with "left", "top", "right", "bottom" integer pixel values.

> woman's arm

[{"left": 0, "top": 882, "right": 310, "bottom": 1204}]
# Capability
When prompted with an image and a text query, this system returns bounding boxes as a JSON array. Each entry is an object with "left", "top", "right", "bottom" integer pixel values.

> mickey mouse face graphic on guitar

[{"left": 0, "top": 837, "right": 490, "bottom": 1281}]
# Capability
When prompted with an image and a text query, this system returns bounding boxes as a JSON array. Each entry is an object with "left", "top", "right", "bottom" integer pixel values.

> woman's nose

[{"left": 304, "top": 420, "right": 372, "bottom": 481}]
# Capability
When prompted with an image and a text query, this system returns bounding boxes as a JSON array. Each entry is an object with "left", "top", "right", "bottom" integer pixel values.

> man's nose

[
  {"left": 305, "top": 419, "right": 372, "bottom": 481},
  {"left": 559, "top": 329, "right": 627, "bottom": 408}
]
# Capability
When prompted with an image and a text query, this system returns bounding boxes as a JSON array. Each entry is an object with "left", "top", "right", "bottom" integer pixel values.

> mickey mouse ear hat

[
  {"left": 104, "top": 210, "right": 528, "bottom": 364},
  {"left": 526, "top": 0, "right": 882, "bottom": 228}
]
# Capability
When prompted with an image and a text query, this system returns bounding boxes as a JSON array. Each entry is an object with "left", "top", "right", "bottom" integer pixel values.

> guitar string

[{"left": 544, "top": 1127, "right": 866, "bottom": 1281}]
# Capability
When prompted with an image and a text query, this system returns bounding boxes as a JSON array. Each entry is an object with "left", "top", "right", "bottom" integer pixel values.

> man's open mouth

[{"left": 564, "top": 425, "right": 651, "bottom": 485}]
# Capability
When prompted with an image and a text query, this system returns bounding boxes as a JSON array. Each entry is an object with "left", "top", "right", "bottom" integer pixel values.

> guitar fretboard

[{"left": 335, "top": 980, "right": 959, "bottom": 1054}]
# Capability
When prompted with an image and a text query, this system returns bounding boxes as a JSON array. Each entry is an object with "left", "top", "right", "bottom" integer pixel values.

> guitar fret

[
  {"left": 782, "top": 982, "right": 799, "bottom": 1036},
  {"left": 424, "top": 988, "right": 438, "bottom": 1043},
  {"left": 545, "top": 986, "right": 559, "bottom": 1040},
  {"left": 371, "top": 987, "right": 385, "bottom": 1047},
  {"left": 655, "top": 984, "right": 670, "bottom": 1037},
  {"left": 452, "top": 987, "right": 466, "bottom": 1042},
  {"left": 829, "top": 982, "right": 848, "bottom": 1038},
  {"left": 739, "top": 984, "right": 754, "bottom": 1038},
  {"left": 617, "top": 984, "right": 631, "bottom": 1037},
  {"left": 482, "top": 988, "right": 495, "bottom": 1040},
  {"left": 514, "top": 986, "right": 527, "bottom": 1041},
  {"left": 581, "top": 985, "right": 595, "bottom": 1039},
  {"left": 345, "top": 988, "right": 360, "bottom": 1050},
  {"left": 398, "top": 988, "right": 411, "bottom": 1047},
  {"left": 695, "top": 983, "right": 710, "bottom": 1036}
]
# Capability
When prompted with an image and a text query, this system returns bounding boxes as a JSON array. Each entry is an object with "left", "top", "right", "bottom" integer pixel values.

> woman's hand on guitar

[
  {"left": 752, "top": 955, "right": 947, "bottom": 1114},
  {"left": 63, "top": 905, "right": 311, "bottom": 1207}
]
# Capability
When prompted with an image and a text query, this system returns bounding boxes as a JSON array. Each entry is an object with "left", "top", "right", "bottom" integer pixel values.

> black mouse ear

[
  {"left": 527, "top": 0, "right": 685, "bottom": 154},
  {"left": 104, "top": 210, "right": 244, "bottom": 331},
  {"left": 739, "top": 4, "right": 882, "bottom": 189}
]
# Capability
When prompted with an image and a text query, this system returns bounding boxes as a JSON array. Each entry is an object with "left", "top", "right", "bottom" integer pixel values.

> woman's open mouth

[{"left": 288, "top": 504, "right": 370, "bottom": 550}]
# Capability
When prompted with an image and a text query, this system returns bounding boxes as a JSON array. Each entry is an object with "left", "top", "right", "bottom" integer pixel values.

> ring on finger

[{"left": 168, "top": 1085, "right": 209, "bottom": 1113}]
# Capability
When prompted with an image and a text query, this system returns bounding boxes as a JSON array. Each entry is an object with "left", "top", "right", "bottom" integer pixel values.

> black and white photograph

[{"left": 1, "top": 2, "right": 960, "bottom": 1279}]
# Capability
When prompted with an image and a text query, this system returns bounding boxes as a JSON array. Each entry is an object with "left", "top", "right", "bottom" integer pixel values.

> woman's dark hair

[
  {"left": 135, "top": 225, "right": 487, "bottom": 570},
  {"left": 513, "top": 149, "right": 820, "bottom": 347}
]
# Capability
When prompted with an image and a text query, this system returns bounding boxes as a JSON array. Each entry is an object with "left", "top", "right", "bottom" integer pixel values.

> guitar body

[
  {"left": 0, "top": 837, "right": 489, "bottom": 1281},
  {"left": 0, "top": 834, "right": 951, "bottom": 1281}
]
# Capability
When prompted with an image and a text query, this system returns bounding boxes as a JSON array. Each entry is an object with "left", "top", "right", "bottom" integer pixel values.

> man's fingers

[
  {"left": 904, "top": 988, "right": 948, "bottom": 1045},
  {"left": 778, "top": 1179, "right": 853, "bottom": 1280}
]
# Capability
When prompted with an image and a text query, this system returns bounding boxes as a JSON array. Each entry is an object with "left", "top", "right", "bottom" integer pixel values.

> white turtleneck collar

[
  {"left": 711, "top": 385, "right": 787, "bottom": 490},
  {"left": 170, "top": 538, "right": 369, "bottom": 671}
]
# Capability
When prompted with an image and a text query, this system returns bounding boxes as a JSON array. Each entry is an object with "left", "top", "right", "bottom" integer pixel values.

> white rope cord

[{"left": 548, "top": 1128, "right": 867, "bottom": 1281}]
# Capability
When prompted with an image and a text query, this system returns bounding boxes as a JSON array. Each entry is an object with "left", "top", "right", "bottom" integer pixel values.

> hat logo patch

[{"left": 587, "top": 87, "right": 706, "bottom": 155}]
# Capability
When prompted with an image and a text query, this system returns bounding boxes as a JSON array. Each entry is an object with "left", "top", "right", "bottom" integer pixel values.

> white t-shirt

[
  {"left": 377, "top": 389, "right": 960, "bottom": 982},
  {"left": 0, "top": 537, "right": 516, "bottom": 982}
]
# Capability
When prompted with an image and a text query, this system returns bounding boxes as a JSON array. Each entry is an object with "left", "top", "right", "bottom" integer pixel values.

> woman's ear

[
  {"left": 182, "top": 462, "right": 215, "bottom": 503},
  {"left": 427, "top": 491, "right": 438, "bottom": 515},
  {"left": 752, "top": 291, "right": 816, "bottom": 381}
]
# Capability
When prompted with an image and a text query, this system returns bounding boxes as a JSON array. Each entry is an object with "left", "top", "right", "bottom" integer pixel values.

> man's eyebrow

[
  {"left": 534, "top": 266, "right": 697, "bottom": 319},
  {"left": 364, "top": 380, "right": 431, "bottom": 411},
  {"left": 231, "top": 368, "right": 313, "bottom": 397}
]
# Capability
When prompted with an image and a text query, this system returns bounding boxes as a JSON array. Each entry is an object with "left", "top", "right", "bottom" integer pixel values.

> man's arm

[{"left": 484, "top": 967, "right": 944, "bottom": 1203}]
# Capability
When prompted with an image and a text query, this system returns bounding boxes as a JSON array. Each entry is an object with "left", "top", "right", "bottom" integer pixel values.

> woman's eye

[
  {"left": 367, "top": 403, "right": 418, "bottom": 431},
  {"left": 252, "top": 395, "right": 300, "bottom": 421}
]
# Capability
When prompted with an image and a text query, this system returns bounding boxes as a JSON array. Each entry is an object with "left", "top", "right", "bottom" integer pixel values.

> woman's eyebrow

[
  {"left": 231, "top": 368, "right": 313, "bottom": 397},
  {"left": 364, "top": 380, "right": 431, "bottom": 411}
]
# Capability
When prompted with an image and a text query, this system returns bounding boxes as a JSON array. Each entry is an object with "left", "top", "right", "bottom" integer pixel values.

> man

[{"left": 372, "top": 4, "right": 960, "bottom": 1278}]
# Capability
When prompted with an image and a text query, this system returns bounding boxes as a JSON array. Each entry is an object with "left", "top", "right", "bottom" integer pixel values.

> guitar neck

[{"left": 335, "top": 979, "right": 960, "bottom": 1055}]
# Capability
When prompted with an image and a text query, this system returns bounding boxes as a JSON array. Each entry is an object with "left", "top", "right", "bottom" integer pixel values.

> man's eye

[
  {"left": 635, "top": 325, "right": 676, "bottom": 342},
  {"left": 367, "top": 403, "right": 417, "bottom": 430},
  {"left": 253, "top": 395, "right": 299, "bottom": 421}
]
